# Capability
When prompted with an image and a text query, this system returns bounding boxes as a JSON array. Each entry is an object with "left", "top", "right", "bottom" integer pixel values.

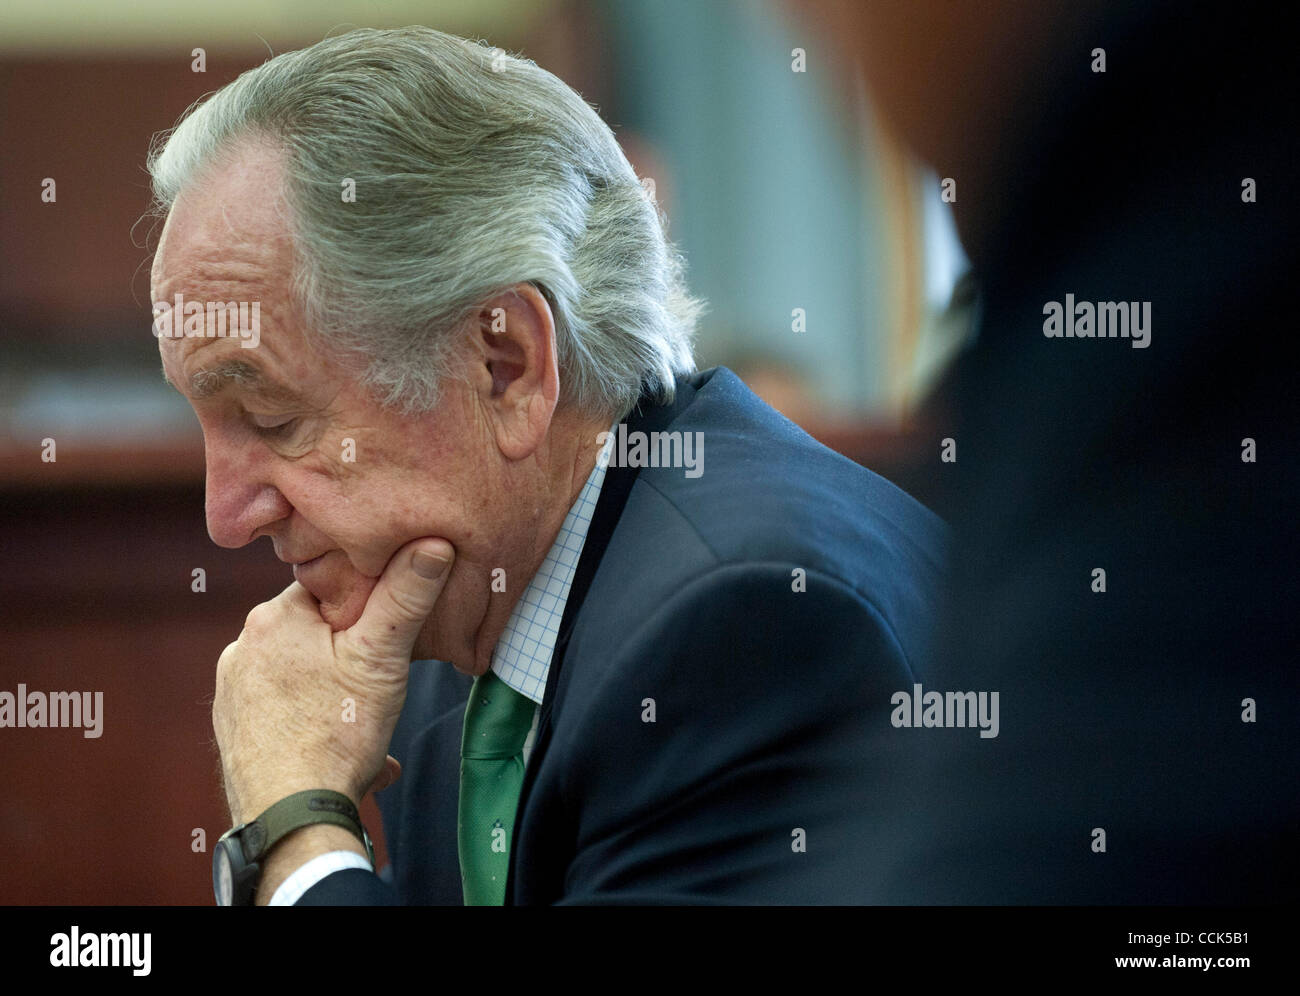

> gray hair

[{"left": 147, "top": 26, "right": 704, "bottom": 420}]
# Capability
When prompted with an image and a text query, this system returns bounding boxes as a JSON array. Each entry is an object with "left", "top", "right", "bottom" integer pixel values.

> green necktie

[{"left": 458, "top": 669, "right": 536, "bottom": 905}]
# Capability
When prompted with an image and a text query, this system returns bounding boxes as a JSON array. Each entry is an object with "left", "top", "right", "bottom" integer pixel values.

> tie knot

[{"left": 461, "top": 669, "right": 535, "bottom": 759}]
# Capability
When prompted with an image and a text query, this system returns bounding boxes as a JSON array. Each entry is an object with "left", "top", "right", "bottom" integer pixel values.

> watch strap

[{"left": 242, "top": 789, "right": 373, "bottom": 867}]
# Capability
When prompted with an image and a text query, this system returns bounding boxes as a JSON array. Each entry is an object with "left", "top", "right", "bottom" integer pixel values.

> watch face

[{"left": 213, "top": 844, "right": 233, "bottom": 906}]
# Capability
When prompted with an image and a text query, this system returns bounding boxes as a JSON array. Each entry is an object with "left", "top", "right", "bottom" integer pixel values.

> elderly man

[{"left": 149, "top": 26, "right": 945, "bottom": 905}]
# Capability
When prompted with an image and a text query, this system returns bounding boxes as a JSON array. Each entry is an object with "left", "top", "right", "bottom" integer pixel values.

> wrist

[
  {"left": 231, "top": 777, "right": 361, "bottom": 827},
  {"left": 255, "top": 823, "right": 369, "bottom": 906},
  {"left": 213, "top": 788, "right": 373, "bottom": 906}
]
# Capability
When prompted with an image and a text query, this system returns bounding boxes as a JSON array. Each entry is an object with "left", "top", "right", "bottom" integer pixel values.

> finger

[
  {"left": 367, "top": 755, "right": 402, "bottom": 795},
  {"left": 347, "top": 538, "right": 454, "bottom": 661},
  {"left": 241, "top": 583, "right": 322, "bottom": 639},
  {"left": 274, "top": 581, "right": 320, "bottom": 615}
]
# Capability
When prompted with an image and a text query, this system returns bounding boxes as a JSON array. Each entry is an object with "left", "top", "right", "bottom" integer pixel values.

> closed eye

[{"left": 248, "top": 413, "right": 299, "bottom": 438}]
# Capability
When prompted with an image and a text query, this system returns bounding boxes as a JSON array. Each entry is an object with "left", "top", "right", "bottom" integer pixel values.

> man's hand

[{"left": 212, "top": 537, "right": 454, "bottom": 900}]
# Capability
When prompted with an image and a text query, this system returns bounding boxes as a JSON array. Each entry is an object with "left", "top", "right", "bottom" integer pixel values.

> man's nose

[{"left": 203, "top": 441, "right": 290, "bottom": 548}]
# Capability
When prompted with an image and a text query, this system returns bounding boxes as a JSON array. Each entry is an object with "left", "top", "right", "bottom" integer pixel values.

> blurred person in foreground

[
  {"left": 805, "top": 0, "right": 1297, "bottom": 901},
  {"left": 147, "top": 26, "right": 946, "bottom": 905}
]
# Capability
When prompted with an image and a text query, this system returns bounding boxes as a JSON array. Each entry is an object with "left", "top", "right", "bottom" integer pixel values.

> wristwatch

[{"left": 212, "top": 789, "right": 374, "bottom": 906}]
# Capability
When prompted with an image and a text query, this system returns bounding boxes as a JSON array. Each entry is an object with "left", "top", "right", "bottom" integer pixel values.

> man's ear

[{"left": 470, "top": 283, "right": 560, "bottom": 461}]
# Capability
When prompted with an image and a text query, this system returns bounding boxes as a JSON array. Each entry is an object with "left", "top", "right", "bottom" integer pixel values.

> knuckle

[
  {"left": 387, "top": 586, "right": 432, "bottom": 621},
  {"left": 243, "top": 602, "right": 275, "bottom": 632},
  {"left": 215, "top": 640, "right": 240, "bottom": 675}
]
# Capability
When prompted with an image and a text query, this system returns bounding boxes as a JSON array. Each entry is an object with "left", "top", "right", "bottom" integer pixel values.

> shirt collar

[{"left": 488, "top": 426, "right": 617, "bottom": 704}]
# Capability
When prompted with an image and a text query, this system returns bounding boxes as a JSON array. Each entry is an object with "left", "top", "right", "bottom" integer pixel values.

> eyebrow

[{"left": 162, "top": 359, "right": 300, "bottom": 405}]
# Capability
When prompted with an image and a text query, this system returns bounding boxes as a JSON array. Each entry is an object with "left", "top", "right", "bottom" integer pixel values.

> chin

[{"left": 311, "top": 576, "right": 376, "bottom": 632}]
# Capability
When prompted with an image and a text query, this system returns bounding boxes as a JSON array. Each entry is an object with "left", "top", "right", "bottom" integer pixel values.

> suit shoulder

[
  {"left": 589, "top": 367, "right": 946, "bottom": 655},
  {"left": 638, "top": 368, "right": 943, "bottom": 568}
]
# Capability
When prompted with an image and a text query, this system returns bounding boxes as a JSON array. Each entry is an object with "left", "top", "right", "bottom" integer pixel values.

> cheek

[
  {"left": 294, "top": 470, "right": 436, "bottom": 575},
  {"left": 348, "top": 495, "right": 431, "bottom": 575},
  {"left": 291, "top": 412, "right": 476, "bottom": 569}
]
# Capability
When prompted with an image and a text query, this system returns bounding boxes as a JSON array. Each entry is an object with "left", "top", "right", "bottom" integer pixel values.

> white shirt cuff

[{"left": 268, "top": 850, "right": 374, "bottom": 906}]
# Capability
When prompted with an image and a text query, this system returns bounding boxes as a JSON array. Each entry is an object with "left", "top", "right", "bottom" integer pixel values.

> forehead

[
  {"left": 151, "top": 137, "right": 292, "bottom": 292},
  {"left": 152, "top": 138, "right": 319, "bottom": 393}
]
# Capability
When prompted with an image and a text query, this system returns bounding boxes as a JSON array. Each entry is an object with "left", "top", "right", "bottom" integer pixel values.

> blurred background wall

[{"left": 0, "top": 0, "right": 969, "bottom": 903}]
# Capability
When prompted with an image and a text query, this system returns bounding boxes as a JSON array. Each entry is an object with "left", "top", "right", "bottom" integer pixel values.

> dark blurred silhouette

[{"left": 810, "top": 0, "right": 1297, "bottom": 901}]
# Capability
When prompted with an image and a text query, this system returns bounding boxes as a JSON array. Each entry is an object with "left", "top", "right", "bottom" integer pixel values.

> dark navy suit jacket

[{"left": 300, "top": 366, "right": 946, "bottom": 904}]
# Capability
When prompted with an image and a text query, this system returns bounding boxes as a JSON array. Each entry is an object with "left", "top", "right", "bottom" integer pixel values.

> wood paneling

[{"left": 0, "top": 482, "right": 390, "bottom": 904}]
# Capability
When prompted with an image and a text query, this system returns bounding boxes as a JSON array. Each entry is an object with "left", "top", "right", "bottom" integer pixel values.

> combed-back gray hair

[{"left": 148, "top": 26, "right": 704, "bottom": 419}]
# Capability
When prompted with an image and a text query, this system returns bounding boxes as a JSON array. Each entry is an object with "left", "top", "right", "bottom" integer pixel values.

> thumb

[
  {"left": 366, "top": 755, "right": 402, "bottom": 795},
  {"left": 347, "top": 538, "right": 455, "bottom": 661}
]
